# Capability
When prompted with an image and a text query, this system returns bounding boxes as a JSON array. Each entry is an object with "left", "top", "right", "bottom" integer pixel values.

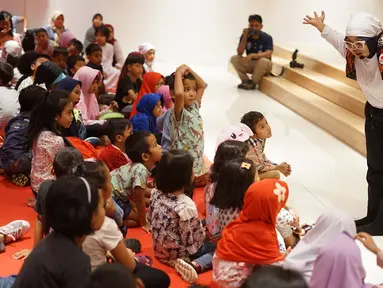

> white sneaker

[
  {"left": 174, "top": 258, "right": 198, "bottom": 284},
  {"left": 0, "top": 220, "right": 31, "bottom": 243}
]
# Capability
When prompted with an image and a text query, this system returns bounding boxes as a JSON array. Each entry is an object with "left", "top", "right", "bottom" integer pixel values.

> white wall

[
  {"left": 1, "top": 0, "right": 264, "bottom": 67},
  {"left": 3, "top": 0, "right": 383, "bottom": 69},
  {"left": 255, "top": 0, "right": 383, "bottom": 69}
]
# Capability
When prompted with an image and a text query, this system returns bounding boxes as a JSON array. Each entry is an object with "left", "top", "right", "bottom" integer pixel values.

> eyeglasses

[{"left": 344, "top": 40, "right": 366, "bottom": 51}]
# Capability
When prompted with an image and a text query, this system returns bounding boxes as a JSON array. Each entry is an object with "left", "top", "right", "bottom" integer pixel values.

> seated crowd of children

[{"left": 1, "top": 9, "right": 383, "bottom": 288}]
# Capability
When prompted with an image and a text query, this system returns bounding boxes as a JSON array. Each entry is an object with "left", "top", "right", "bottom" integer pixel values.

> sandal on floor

[
  {"left": 174, "top": 258, "right": 198, "bottom": 284},
  {"left": 124, "top": 238, "right": 141, "bottom": 253},
  {"left": 135, "top": 255, "right": 153, "bottom": 267}
]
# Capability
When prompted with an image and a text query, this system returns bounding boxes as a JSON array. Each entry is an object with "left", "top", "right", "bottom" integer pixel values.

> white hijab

[
  {"left": 283, "top": 209, "right": 356, "bottom": 282},
  {"left": 139, "top": 42, "right": 155, "bottom": 72},
  {"left": 346, "top": 12, "right": 383, "bottom": 37}
]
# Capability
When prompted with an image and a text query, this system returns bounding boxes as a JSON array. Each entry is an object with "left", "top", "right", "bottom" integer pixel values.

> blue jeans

[
  {"left": 190, "top": 242, "right": 216, "bottom": 272},
  {"left": 0, "top": 275, "right": 16, "bottom": 288},
  {"left": 112, "top": 197, "right": 124, "bottom": 226}
]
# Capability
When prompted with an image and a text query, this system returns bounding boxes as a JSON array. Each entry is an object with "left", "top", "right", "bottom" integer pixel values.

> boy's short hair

[
  {"left": 126, "top": 52, "right": 144, "bottom": 65},
  {"left": 93, "top": 13, "right": 103, "bottom": 21},
  {"left": 68, "top": 39, "right": 83, "bottom": 52},
  {"left": 105, "top": 118, "right": 132, "bottom": 144},
  {"left": 165, "top": 73, "right": 175, "bottom": 90},
  {"left": 155, "top": 150, "right": 194, "bottom": 194},
  {"left": 53, "top": 147, "right": 84, "bottom": 178},
  {"left": 6, "top": 54, "right": 19, "bottom": 68},
  {"left": 35, "top": 28, "right": 48, "bottom": 36},
  {"left": 248, "top": 14, "right": 263, "bottom": 24},
  {"left": 67, "top": 55, "right": 85, "bottom": 76},
  {"left": 240, "top": 111, "right": 264, "bottom": 133},
  {"left": 86, "top": 43, "right": 102, "bottom": 56},
  {"left": 125, "top": 131, "right": 152, "bottom": 163},
  {"left": 19, "top": 85, "right": 48, "bottom": 112},
  {"left": 88, "top": 263, "right": 136, "bottom": 288},
  {"left": 71, "top": 160, "right": 107, "bottom": 191},
  {"left": 95, "top": 25, "right": 110, "bottom": 38},
  {"left": 17, "top": 51, "right": 51, "bottom": 75},
  {"left": 45, "top": 175, "right": 101, "bottom": 239},
  {"left": 53, "top": 47, "right": 69, "bottom": 58},
  {"left": 0, "top": 60, "right": 14, "bottom": 85}
]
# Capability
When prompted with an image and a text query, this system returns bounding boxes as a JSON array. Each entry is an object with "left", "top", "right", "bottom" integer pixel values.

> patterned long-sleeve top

[
  {"left": 148, "top": 189, "right": 205, "bottom": 261},
  {"left": 246, "top": 137, "right": 277, "bottom": 172}
]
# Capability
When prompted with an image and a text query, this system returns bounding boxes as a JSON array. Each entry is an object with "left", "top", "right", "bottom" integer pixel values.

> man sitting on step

[{"left": 231, "top": 14, "right": 273, "bottom": 90}]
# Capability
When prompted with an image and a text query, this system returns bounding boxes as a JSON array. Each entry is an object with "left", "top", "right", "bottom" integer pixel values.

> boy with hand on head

[
  {"left": 110, "top": 131, "right": 162, "bottom": 233},
  {"left": 99, "top": 118, "right": 133, "bottom": 171},
  {"left": 13, "top": 147, "right": 84, "bottom": 260},
  {"left": 241, "top": 111, "right": 291, "bottom": 179},
  {"left": 34, "top": 28, "right": 54, "bottom": 57},
  {"left": 0, "top": 86, "right": 46, "bottom": 187},
  {"left": 170, "top": 64, "right": 208, "bottom": 185},
  {"left": 67, "top": 55, "right": 85, "bottom": 77}
]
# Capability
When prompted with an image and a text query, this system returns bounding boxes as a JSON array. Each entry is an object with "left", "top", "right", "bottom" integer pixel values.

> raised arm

[
  {"left": 174, "top": 65, "right": 189, "bottom": 121},
  {"left": 303, "top": 11, "right": 347, "bottom": 58},
  {"left": 189, "top": 68, "right": 207, "bottom": 106}
]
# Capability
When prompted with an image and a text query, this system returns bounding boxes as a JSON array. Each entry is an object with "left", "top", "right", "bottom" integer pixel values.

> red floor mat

[{"left": 0, "top": 177, "right": 213, "bottom": 287}]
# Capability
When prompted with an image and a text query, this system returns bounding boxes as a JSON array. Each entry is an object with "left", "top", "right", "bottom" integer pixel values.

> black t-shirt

[
  {"left": 87, "top": 62, "right": 103, "bottom": 75},
  {"left": 34, "top": 180, "right": 54, "bottom": 216},
  {"left": 239, "top": 31, "right": 273, "bottom": 56},
  {"left": 115, "top": 75, "right": 142, "bottom": 110},
  {"left": 13, "top": 232, "right": 91, "bottom": 288}
]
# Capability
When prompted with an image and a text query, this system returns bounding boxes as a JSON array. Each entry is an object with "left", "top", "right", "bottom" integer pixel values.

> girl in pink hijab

[
  {"left": 73, "top": 66, "right": 104, "bottom": 125},
  {"left": 310, "top": 232, "right": 376, "bottom": 288}
]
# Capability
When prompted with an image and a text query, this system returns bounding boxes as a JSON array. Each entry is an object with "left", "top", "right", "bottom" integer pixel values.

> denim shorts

[{"left": 113, "top": 196, "right": 132, "bottom": 221}]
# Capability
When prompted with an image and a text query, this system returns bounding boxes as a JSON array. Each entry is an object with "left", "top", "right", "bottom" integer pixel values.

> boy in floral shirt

[{"left": 110, "top": 131, "right": 162, "bottom": 233}]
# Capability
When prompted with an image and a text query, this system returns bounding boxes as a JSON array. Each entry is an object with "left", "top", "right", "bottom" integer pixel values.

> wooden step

[
  {"left": 272, "top": 56, "right": 366, "bottom": 118},
  {"left": 259, "top": 76, "right": 366, "bottom": 156},
  {"left": 273, "top": 45, "right": 361, "bottom": 90}
]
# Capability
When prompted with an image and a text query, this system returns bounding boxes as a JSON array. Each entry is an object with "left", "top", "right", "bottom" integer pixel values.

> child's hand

[
  {"left": 277, "top": 162, "right": 291, "bottom": 177},
  {"left": 141, "top": 222, "right": 151, "bottom": 234},
  {"left": 356, "top": 232, "right": 380, "bottom": 255},
  {"left": 176, "top": 64, "right": 190, "bottom": 77},
  {"left": 109, "top": 101, "right": 119, "bottom": 110},
  {"left": 13, "top": 249, "right": 31, "bottom": 260}
]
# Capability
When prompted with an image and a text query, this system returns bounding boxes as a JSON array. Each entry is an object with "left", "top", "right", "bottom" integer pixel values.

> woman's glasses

[{"left": 344, "top": 40, "right": 366, "bottom": 51}]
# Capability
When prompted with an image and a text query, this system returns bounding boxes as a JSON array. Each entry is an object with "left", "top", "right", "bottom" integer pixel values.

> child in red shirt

[{"left": 99, "top": 119, "right": 132, "bottom": 171}]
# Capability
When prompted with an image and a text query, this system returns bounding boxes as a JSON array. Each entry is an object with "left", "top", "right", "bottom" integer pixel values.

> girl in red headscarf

[
  {"left": 130, "top": 71, "right": 164, "bottom": 118},
  {"left": 213, "top": 179, "right": 289, "bottom": 288}
]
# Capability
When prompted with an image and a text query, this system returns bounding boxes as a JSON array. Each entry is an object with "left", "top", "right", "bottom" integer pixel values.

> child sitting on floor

[
  {"left": 170, "top": 64, "right": 208, "bottom": 184},
  {"left": 0, "top": 86, "right": 46, "bottom": 187},
  {"left": 52, "top": 46, "right": 68, "bottom": 71},
  {"left": 95, "top": 25, "right": 120, "bottom": 91},
  {"left": 56, "top": 77, "right": 87, "bottom": 139},
  {"left": 99, "top": 118, "right": 133, "bottom": 171},
  {"left": 67, "top": 38, "right": 83, "bottom": 57},
  {"left": 130, "top": 71, "right": 164, "bottom": 118},
  {"left": 111, "top": 131, "right": 162, "bottom": 232},
  {"left": 34, "top": 28, "right": 54, "bottom": 56},
  {"left": 27, "top": 90, "right": 73, "bottom": 195},
  {"left": 81, "top": 161, "right": 171, "bottom": 288},
  {"left": 115, "top": 52, "right": 144, "bottom": 114},
  {"left": 12, "top": 175, "right": 105, "bottom": 288},
  {"left": 66, "top": 55, "right": 85, "bottom": 77},
  {"left": 131, "top": 93, "right": 163, "bottom": 135},
  {"left": 86, "top": 43, "right": 106, "bottom": 94},
  {"left": 139, "top": 42, "right": 156, "bottom": 74},
  {"left": 213, "top": 179, "right": 289, "bottom": 288},
  {"left": 13, "top": 147, "right": 84, "bottom": 260},
  {"left": 149, "top": 149, "right": 216, "bottom": 284},
  {"left": 241, "top": 111, "right": 292, "bottom": 180}
]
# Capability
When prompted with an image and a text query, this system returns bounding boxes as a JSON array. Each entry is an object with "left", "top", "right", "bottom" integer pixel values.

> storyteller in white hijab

[
  {"left": 283, "top": 209, "right": 356, "bottom": 282},
  {"left": 139, "top": 42, "right": 156, "bottom": 73},
  {"left": 303, "top": 11, "right": 383, "bottom": 236}
]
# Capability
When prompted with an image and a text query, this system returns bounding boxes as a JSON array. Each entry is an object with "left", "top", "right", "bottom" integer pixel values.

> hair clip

[{"left": 241, "top": 162, "right": 251, "bottom": 170}]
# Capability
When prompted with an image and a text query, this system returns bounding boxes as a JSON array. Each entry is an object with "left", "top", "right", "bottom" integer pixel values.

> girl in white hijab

[
  {"left": 304, "top": 11, "right": 383, "bottom": 236},
  {"left": 44, "top": 11, "right": 69, "bottom": 46},
  {"left": 139, "top": 42, "right": 156, "bottom": 74},
  {"left": 283, "top": 209, "right": 356, "bottom": 282}
]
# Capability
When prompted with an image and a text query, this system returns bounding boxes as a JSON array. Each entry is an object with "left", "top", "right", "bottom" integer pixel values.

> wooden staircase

[{"left": 230, "top": 46, "right": 366, "bottom": 156}]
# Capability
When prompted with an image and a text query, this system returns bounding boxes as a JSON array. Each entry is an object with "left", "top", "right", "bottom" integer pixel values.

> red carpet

[{"left": 0, "top": 177, "right": 213, "bottom": 287}]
